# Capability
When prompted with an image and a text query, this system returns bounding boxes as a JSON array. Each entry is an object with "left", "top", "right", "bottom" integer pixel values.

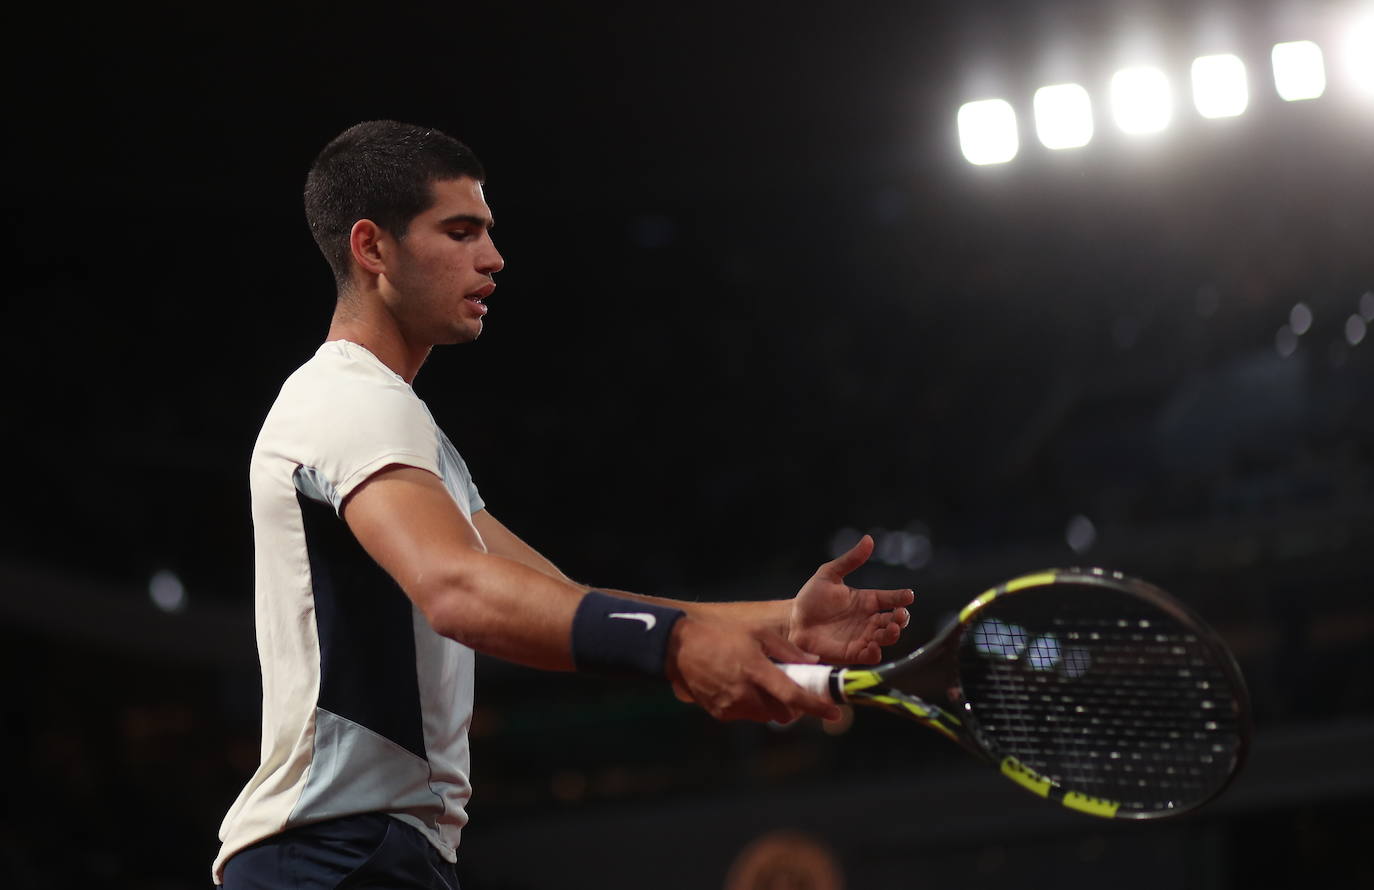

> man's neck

[{"left": 326, "top": 304, "right": 431, "bottom": 384}]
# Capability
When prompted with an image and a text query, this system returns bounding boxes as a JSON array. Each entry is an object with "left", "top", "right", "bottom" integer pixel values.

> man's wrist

[{"left": 570, "top": 591, "right": 686, "bottom": 677}]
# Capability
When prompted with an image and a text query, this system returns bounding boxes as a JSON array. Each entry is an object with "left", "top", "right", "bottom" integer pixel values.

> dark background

[{"left": 4, "top": 1, "right": 1373, "bottom": 887}]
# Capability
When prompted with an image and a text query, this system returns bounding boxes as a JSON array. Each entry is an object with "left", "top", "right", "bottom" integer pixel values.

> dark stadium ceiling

[{"left": 7, "top": 0, "right": 1373, "bottom": 615}]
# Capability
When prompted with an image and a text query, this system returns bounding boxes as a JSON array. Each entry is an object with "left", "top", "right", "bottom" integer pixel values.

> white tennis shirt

[{"left": 213, "top": 340, "right": 484, "bottom": 883}]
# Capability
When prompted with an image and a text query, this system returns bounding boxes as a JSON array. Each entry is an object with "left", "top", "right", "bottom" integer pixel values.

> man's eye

[{"left": 448, "top": 230, "right": 472, "bottom": 240}]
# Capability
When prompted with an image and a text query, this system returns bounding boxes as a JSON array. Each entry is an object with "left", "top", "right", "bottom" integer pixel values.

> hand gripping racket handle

[{"left": 779, "top": 663, "right": 841, "bottom": 701}]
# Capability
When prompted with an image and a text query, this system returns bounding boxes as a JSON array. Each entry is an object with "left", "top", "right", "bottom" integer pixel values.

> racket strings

[{"left": 960, "top": 592, "right": 1244, "bottom": 814}]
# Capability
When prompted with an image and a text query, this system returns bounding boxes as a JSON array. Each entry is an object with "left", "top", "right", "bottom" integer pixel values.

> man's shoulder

[
  {"left": 284, "top": 340, "right": 404, "bottom": 387},
  {"left": 273, "top": 341, "right": 422, "bottom": 416},
  {"left": 255, "top": 342, "right": 436, "bottom": 454},
  {"left": 250, "top": 342, "right": 444, "bottom": 492}
]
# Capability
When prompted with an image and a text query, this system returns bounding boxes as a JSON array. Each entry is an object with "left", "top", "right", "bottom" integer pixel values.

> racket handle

[{"left": 778, "top": 663, "right": 839, "bottom": 701}]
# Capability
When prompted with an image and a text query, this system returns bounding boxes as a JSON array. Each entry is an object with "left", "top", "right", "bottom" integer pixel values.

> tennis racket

[{"left": 781, "top": 568, "right": 1250, "bottom": 819}]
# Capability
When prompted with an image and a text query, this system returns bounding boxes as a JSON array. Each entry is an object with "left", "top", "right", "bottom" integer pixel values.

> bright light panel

[
  {"left": 1034, "top": 83, "right": 1094, "bottom": 149},
  {"left": 1345, "top": 17, "right": 1374, "bottom": 95},
  {"left": 958, "top": 99, "right": 1019, "bottom": 165},
  {"left": 1111, "top": 66, "right": 1173, "bottom": 134},
  {"left": 1272, "top": 41, "right": 1326, "bottom": 101},
  {"left": 1192, "top": 54, "right": 1249, "bottom": 118}
]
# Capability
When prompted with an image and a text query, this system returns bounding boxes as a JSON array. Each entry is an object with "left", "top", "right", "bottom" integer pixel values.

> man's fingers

[
  {"left": 872, "top": 606, "right": 909, "bottom": 635},
  {"left": 754, "top": 634, "right": 837, "bottom": 721},
  {"left": 762, "top": 662, "right": 841, "bottom": 721},
  {"left": 756, "top": 688, "right": 799, "bottom": 725},
  {"left": 822, "top": 534, "right": 875, "bottom": 579},
  {"left": 758, "top": 629, "right": 819, "bottom": 665},
  {"left": 847, "top": 641, "right": 879, "bottom": 664},
  {"left": 875, "top": 622, "right": 902, "bottom": 645},
  {"left": 870, "top": 587, "right": 915, "bottom": 610},
  {"left": 786, "top": 686, "right": 843, "bottom": 722}
]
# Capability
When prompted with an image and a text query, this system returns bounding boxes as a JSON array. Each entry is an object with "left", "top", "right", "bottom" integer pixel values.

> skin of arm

[
  {"left": 474, "top": 510, "right": 786, "bottom": 626},
  {"left": 473, "top": 511, "right": 912, "bottom": 666},
  {"left": 343, "top": 465, "right": 841, "bottom": 722}
]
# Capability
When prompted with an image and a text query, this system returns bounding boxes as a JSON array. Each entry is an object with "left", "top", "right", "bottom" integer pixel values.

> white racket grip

[{"left": 779, "top": 663, "right": 838, "bottom": 701}]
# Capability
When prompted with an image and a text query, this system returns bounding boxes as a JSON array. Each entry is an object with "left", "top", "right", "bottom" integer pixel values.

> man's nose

[{"left": 479, "top": 236, "right": 504, "bottom": 275}]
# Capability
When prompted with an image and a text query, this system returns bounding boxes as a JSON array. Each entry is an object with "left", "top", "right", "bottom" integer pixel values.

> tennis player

[{"left": 212, "top": 120, "right": 913, "bottom": 889}]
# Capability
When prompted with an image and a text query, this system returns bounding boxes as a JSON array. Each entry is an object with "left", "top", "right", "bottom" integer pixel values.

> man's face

[{"left": 380, "top": 176, "right": 504, "bottom": 346}]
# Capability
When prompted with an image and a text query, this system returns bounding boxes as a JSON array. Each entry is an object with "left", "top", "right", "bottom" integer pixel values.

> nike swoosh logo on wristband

[{"left": 608, "top": 612, "right": 657, "bottom": 631}]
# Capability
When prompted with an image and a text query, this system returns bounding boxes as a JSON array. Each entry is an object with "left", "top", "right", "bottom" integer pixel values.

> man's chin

[{"left": 437, "top": 323, "right": 482, "bottom": 346}]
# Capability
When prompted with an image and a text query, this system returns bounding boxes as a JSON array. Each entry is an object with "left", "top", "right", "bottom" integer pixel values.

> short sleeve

[{"left": 259, "top": 345, "right": 442, "bottom": 514}]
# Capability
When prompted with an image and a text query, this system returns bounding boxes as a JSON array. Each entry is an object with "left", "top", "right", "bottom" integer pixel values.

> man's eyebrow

[{"left": 437, "top": 213, "right": 495, "bottom": 230}]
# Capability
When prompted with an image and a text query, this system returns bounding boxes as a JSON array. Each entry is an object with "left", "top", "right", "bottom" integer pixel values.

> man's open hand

[{"left": 788, "top": 534, "right": 913, "bottom": 664}]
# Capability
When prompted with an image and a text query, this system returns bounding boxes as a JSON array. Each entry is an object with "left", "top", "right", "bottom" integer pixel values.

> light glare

[
  {"left": 1347, "top": 315, "right": 1368, "bottom": 346},
  {"left": 973, "top": 618, "right": 1028, "bottom": 659},
  {"left": 1272, "top": 41, "right": 1326, "bottom": 101},
  {"left": 874, "top": 528, "right": 932, "bottom": 570},
  {"left": 1066, "top": 514, "right": 1098, "bottom": 553},
  {"left": 1026, "top": 634, "right": 1063, "bottom": 671},
  {"left": 1112, "top": 67, "right": 1173, "bottom": 134},
  {"left": 1290, "top": 302, "right": 1313, "bottom": 335},
  {"left": 1345, "top": 19, "right": 1374, "bottom": 95},
  {"left": 958, "top": 99, "right": 1019, "bottom": 165},
  {"left": 1059, "top": 647, "right": 1092, "bottom": 679},
  {"left": 828, "top": 527, "right": 863, "bottom": 559},
  {"left": 1034, "top": 83, "right": 1094, "bottom": 149},
  {"left": 1276, "top": 325, "right": 1299, "bottom": 358},
  {"left": 1192, "top": 54, "right": 1249, "bottom": 118},
  {"left": 149, "top": 570, "right": 187, "bottom": 613}
]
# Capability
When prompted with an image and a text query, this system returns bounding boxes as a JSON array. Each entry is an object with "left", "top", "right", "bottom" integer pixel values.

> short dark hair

[{"left": 304, "top": 120, "right": 486, "bottom": 287}]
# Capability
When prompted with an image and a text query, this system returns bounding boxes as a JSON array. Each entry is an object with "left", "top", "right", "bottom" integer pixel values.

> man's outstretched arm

[
  {"left": 473, "top": 510, "right": 912, "bottom": 665},
  {"left": 343, "top": 465, "right": 840, "bottom": 724}
]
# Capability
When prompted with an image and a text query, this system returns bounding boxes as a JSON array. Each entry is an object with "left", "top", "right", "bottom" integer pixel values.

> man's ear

[{"left": 349, "top": 219, "right": 388, "bottom": 278}]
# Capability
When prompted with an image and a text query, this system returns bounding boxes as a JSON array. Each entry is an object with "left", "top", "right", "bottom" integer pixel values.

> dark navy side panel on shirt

[{"left": 296, "top": 489, "right": 427, "bottom": 761}]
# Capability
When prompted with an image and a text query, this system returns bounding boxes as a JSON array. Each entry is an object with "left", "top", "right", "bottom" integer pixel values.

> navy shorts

[{"left": 220, "top": 813, "right": 461, "bottom": 889}]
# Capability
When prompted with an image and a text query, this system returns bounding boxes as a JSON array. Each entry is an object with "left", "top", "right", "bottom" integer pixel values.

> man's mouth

[{"left": 466, "top": 283, "right": 495, "bottom": 314}]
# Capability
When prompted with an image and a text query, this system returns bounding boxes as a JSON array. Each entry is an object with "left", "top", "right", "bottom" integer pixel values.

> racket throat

[{"left": 882, "top": 634, "right": 963, "bottom": 704}]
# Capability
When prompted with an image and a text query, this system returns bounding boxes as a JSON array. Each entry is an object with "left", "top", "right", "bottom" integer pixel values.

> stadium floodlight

[
  {"left": 1192, "top": 54, "right": 1249, "bottom": 118},
  {"left": 958, "top": 98, "right": 1019, "bottom": 165},
  {"left": 1345, "top": 16, "right": 1374, "bottom": 95},
  {"left": 1272, "top": 40, "right": 1326, "bottom": 100},
  {"left": 1111, "top": 66, "right": 1173, "bottom": 134},
  {"left": 1034, "top": 83, "right": 1094, "bottom": 149}
]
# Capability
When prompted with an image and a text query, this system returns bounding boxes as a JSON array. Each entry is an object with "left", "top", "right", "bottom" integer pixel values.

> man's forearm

[{"left": 595, "top": 589, "right": 791, "bottom": 636}]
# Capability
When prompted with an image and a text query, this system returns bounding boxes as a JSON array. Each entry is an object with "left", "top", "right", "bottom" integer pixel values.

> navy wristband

[{"left": 570, "top": 591, "right": 686, "bottom": 677}]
